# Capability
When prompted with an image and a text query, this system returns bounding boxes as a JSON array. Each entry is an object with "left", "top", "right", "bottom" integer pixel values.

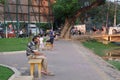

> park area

[
  {"left": 82, "top": 39, "right": 120, "bottom": 70},
  {"left": 0, "top": 0, "right": 120, "bottom": 80},
  {"left": 0, "top": 37, "right": 120, "bottom": 80}
]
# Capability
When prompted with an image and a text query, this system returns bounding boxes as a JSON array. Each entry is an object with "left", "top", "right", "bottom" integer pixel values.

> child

[{"left": 39, "top": 35, "right": 44, "bottom": 50}]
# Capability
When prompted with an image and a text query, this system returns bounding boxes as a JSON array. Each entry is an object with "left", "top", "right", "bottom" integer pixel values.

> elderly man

[{"left": 26, "top": 36, "right": 54, "bottom": 76}]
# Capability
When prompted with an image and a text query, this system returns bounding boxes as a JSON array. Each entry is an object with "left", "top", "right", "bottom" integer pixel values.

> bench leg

[
  {"left": 30, "top": 63, "right": 34, "bottom": 76},
  {"left": 38, "top": 63, "right": 42, "bottom": 78}
]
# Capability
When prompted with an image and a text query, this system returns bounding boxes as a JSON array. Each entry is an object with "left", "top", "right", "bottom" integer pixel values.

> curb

[
  {"left": 0, "top": 51, "right": 25, "bottom": 55},
  {"left": 0, "top": 64, "right": 21, "bottom": 80}
]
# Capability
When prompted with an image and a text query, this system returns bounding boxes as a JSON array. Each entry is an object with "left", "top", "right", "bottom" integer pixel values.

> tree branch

[{"left": 74, "top": 0, "right": 105, "bottom": 19}]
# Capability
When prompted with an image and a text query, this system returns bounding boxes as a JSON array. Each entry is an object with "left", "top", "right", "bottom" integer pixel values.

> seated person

[{"left": 26, "top": 36, "right": 54, "bottom": 76}]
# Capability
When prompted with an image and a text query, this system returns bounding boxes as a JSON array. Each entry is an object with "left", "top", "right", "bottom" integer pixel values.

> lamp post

[
  {"left": 113, "top": 0, "right": 117, "bottom": 27},
  {"left": 28, "top": 0, "right": 30, "bottom": 37},
  {"left": 39, "top": 0, "right": 40, "bottom": 23},
  {"left": 16, "top": 0, "right": 20, "bottom": 37},
  {"left": 106, "top": 1, "right": 110, "bottom": 27},
  {"left": 4, "top": 0, "right": 8, "bottom": 38}
]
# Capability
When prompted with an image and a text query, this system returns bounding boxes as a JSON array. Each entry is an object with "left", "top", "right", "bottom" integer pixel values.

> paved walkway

[{"left": 0, "top": 40, "right": 120, "bottom": 80}]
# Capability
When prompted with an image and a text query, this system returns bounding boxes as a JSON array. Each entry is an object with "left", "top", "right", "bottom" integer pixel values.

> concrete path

[{"left": 0, "top": 40, "right": 120, "bottom": 80}]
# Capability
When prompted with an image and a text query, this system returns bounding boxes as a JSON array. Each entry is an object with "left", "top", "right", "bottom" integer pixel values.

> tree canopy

[
  {"left": 52, "top": 0, "right": 106, "bottom": 39},
  {"left": 53, "top": 0, "right": 106, "bottom": 25},
  {"left": 78, "top": 1, "right": 120, "bottom": 27}
]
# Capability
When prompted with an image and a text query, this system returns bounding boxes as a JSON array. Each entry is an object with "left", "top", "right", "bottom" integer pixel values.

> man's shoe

[
  {"left": 42, "top": 71, "right": 55, "bottom": 76},
  {"left": 46, "top": 72, "right": 55, "bottom": 76}
]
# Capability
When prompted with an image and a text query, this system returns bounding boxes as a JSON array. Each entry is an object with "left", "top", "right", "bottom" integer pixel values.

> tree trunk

[
  {"left": 64, "top": 25, "right": 72, "bottom": 39},
  {"left": 61, "top": 18, "right": 72, "bottom": 39},
  {"left": 60, "top": 0, "right": 105, "bottom": 39}
]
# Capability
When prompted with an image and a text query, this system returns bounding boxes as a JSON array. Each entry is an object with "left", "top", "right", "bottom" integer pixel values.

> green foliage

[
  {"left": 0, "top": 0, "right": 4, "bottom": 4},
  {"left": 53, "top": 0, "right": 98, "bottom": 19},
  {"left": 53, "top": 0, "right": 106, "bottom": 17},
  {"left": 86, "top": 5, "right": 108, "bottom": 26},
  {"left": 0, "top": 65, "right": 14, "bottom": 80},
  {"left": 53, "top": 0, "right": 81, "bottom": 18},
  {"left": 88, "top": 1, "right": 116, "bottom": 26},
  {"left": 52, "top": 0, "right": 106, "bottom": 25},
  {"left": 79, "top": 1, "right": 120, "bottom": 27},
  {"left": 36, "top": 23, "right": 52, "bottom": 30}
]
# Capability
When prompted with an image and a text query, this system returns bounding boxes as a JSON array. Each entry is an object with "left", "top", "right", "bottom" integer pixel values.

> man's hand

[{"left": 34, "top": 51, "right": 44, "bottom": 56}]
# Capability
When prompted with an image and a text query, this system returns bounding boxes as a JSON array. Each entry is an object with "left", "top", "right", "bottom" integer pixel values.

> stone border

[
  {"left": 0, "top": 64, "right": 20, "bottom": 80},
  {"left": 0, "top": 51, "right": 25, "bottom": 55}
]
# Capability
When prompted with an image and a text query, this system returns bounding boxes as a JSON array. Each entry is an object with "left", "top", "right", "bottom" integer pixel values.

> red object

[{"left": 8, "top": 33, "right": 16, "bottom": 38}]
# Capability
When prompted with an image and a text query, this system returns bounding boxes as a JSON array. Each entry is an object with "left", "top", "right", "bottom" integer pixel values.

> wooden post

[
  {"left": 38, "top": 63, "right": 42, "bottom": 78},
  {"left": 30, "top": 63, "right": 35, "bottom": 76}
]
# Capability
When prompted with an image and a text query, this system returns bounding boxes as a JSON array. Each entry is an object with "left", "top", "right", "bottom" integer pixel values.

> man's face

[{"left": 34, "top": 38, "right": 39, "bottom": 44}]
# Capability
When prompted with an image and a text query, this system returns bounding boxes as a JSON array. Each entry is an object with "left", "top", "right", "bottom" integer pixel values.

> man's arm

[{"left": 33, "top": 51, "right": 44, "bottom": 56}]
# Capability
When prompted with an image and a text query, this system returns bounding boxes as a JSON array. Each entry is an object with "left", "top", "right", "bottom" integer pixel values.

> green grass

[
  {"left": 108, "top": 61, "right": 120, "bottom": 70},
  {"left": 82, "top": 39, "right": 120, "bottom": 70},
  {"left": 82, "top": 40, "right": 118, "bottom": 57},
  {"left": 0, "top": 38, "right": 29, "bottom": 52},
  {"left": 0, "top": 65, "right": 14, "bottom": 80}
]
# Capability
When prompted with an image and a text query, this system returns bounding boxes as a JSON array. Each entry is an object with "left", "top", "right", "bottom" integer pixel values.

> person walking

[{"left": 49, "top": 29, "right": 55, "bottom": 50}]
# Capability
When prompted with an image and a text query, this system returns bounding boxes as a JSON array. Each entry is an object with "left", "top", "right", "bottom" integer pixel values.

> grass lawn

[
  {"left": 0, "top": 38, "right": 29, "bottom": 52},
  {"left": 0, "top": 65, "right": 14, "bottom": 80},
  {"left": 82, "top": 40, "right": 120, "bottom": 70},
  {"left": 82, "top": 40, "right": 118, "bottom": 57},
  {"left": 108, "top": 61, "right": 120, "bottom": 70}
]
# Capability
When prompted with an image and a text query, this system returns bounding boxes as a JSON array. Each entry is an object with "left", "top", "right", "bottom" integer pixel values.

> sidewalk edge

[
  {"left": 0, "top": 51, "right": 25, "bottom": 55},
  {"left": 0, "top": 64, "right": 21, "bottom": 80}
]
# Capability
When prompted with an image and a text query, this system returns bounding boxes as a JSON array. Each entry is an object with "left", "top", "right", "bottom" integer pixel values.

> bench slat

[{"left": 28, "top": 59, "right": 42, "bottom": 63}]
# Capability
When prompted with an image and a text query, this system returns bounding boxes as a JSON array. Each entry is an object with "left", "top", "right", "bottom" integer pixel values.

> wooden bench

[
  {"left": 45, "top": 42, "right": 52, "bottom": 50},
  {"left": 28, "top": 59, "right": 42, "bottom": 78}
]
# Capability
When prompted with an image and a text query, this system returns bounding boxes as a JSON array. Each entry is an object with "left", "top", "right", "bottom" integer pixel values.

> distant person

[
  {"left": 43, "top": 33, "right": 50, "bottom": 48},
  {"left": 39, "top": 35, "right": 44, "bottom": 50},
  {"left": 48, "top": 29, "right": 55, "bottom": 49},
  {"left": 71, "top": 27, "right": 76, "bottom": 35},
  {"left": 39, "top": 29, "right": 44, "bottom": 35},
  {"left": 92, "top": 26, "right": 98, "bottom": 34},
  {"left": 26, "top": 36, "right": 54, "bottom": 76},
  {"left": 29, "top": 30, "right": 32, "bottom": 36},
  {"left": 101, "top": 25, "right": 107, "bottom": 35},
  {"left": 19, "top": 30, "right": 23, "bottom": 38}
]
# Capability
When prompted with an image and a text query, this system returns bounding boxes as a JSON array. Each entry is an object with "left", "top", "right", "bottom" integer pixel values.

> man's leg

[
  {"left": 36, "top": 56, "right": 54, "bottom": 76},
  {"left": 35, "top": 56, "right": 48, "bottom": 72},
  {"left": 41, "top": 58, "right": 48, "bottom": 73}
]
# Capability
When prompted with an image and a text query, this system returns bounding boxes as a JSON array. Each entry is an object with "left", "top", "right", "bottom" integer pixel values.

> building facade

[{"left": 0, "top": 0, "right": 54, "bottom": 23}]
